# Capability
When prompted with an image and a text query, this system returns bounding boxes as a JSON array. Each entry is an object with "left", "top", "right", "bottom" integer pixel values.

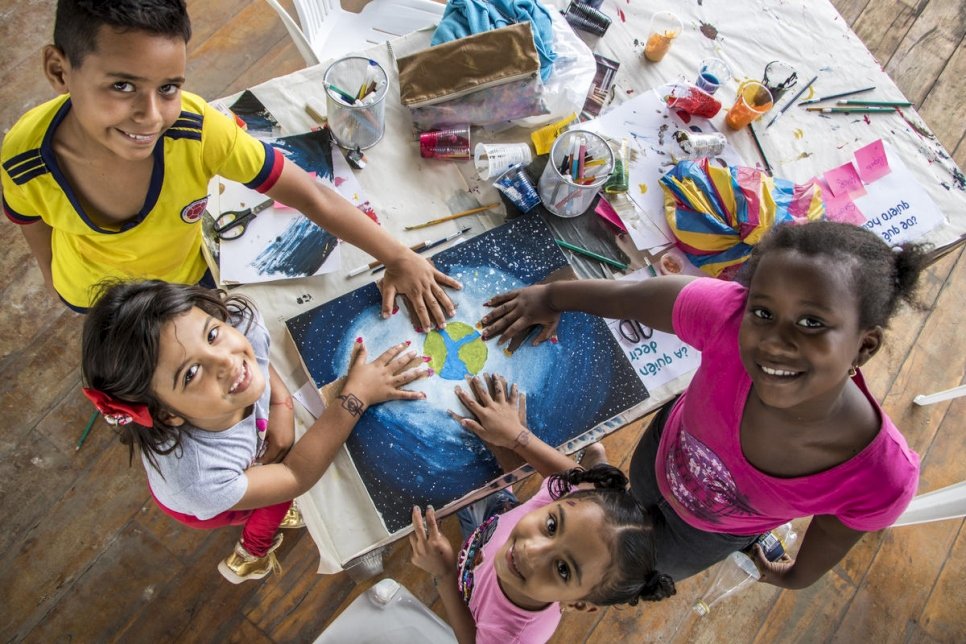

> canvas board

[{"left": 286, "top": 215, "right": 650, "bottom": 534}]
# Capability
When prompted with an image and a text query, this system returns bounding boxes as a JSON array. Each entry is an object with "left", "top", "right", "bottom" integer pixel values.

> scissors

[
  {"left": 213, "top": 198, "right": 275, "bottom": 240},
  {"left": 618, "top": 319, "right": 653, "bottom": 344}
]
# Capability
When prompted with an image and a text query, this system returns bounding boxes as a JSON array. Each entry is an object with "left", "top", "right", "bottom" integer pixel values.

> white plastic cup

[{"left": 474, "top": 142, "right": 533, "bottom": 179}]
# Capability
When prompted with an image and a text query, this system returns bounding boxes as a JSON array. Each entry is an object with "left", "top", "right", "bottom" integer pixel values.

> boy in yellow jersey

[{"left": 2, "top": 0, "right": 459, "bottom": 328}]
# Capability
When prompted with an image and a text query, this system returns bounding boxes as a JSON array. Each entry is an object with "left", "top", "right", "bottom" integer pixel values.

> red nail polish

[
  {"left": 356, "top": 336, "right": 363, "bottom": 343},
  {"left": 405, "top": 339, "right": 412, "bottom": 346},
  {"left": 422, "top": 355, "right": 431, "bottom": 362},
  {"left": 550, "top": 336, "right": 558, "bottom": 344},
  {"left": 392, "top": 305, "right": 399, "bottom": 315},
  {"left": 415, "top": 327, "right": 424, "bottom": 334}
]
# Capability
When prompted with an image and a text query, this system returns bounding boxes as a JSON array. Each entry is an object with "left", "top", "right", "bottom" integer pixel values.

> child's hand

[
  {"left": 409, "top": 505, "right": 456, "bottom": 579},
  {"left": 480, "top": 285, "right": 560, "bottom": 346},
  {"left": 342, "top": 339, "right": 431, "bottom": 409},
  {"left": 752, "top": 544, "right": 797, "bottom": 587},
  {"left": 379, "top": 251, "right": 462, "bottom": 332},
  {"left": 452, "top": 373, "right": 530, "bottom": 450}
]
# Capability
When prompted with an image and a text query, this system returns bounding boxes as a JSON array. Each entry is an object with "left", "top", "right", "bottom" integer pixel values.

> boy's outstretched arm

[
  {"left": 452, "top": 373, "right": 575, "bottom": 477},
  {"left": 480, "top": 275, "right": 697, "bottom": 347},
  {"left": 20, "top": 220, "right": 56, "bottom": 295},
  {"left": 264, "top": 158, "right": 461, "bottom": 330}
]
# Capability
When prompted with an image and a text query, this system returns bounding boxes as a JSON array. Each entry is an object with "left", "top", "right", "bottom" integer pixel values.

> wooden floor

[{"left": 1, "top": 1, "right": 964, "bottom": 641}]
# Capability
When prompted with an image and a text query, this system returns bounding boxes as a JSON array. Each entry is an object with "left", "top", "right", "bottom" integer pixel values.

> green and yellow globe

[{"left": 423, "top": 321, "right": 487, "bottom": 380}]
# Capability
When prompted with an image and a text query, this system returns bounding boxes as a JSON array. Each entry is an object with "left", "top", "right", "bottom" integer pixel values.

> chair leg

[{"left": 913, "top": 384, "right": 966, "bottom": 406}]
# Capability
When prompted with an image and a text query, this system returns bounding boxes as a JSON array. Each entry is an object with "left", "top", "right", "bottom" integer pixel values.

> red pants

[{"left": 149, "top": 488, "right": 291, "bottom": 557}]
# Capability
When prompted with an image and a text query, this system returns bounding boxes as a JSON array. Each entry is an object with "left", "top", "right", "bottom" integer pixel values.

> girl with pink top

[
  {"left": 478, "top": 221, "right": 926, "bottom": 589},
  {"left": 409, "top": 374, "right": 675, "bottom": 644}
]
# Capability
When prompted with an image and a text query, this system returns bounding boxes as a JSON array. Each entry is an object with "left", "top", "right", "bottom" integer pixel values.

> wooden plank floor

[{"left": 1, "top": 1, "right": 963, "bottom": 641}]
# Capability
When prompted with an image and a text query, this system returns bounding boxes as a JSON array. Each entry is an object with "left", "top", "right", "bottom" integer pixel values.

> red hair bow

[{"left": 81, "top": 388, "right": 153, "bottom": 427}]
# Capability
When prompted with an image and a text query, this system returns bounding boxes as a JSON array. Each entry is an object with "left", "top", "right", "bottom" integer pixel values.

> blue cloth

[{"left": 432, "top": 0, "right": 557, "bottom": 81}]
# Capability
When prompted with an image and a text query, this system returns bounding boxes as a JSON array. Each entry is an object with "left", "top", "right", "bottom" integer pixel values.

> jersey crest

[{"left": 181, "top": 196, "right": 208, "bottom": 224}]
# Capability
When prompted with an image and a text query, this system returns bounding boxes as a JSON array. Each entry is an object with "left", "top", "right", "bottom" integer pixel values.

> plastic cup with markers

[
  {"left": 324, "top": 56, "right": 388, "bottom": 150},
  {"left": 725, "top": 81, "right": 773, "bottom": 130},
  {"left": 643, "top": 11, "right": 682, "bottom": 62},
  {"left": 419, "top": 125, "right": 471, "bottom": 160},
  {"left": 537, "top": 129, "right": 614, "bottom": 218},
  {"left": 695, "top": 58, "right": 730, "bottom": 95},
  {"left": 474, "top": 142, "right": 532, "bottom": 180}
]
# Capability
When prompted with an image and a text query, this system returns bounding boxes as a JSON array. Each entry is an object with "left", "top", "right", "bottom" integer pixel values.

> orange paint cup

[
  {"left": 643, "top": 11, "right": 682, "bottom": 62},
  {"left": 725, "top": 81, "right": 774, "bottom": 130}
]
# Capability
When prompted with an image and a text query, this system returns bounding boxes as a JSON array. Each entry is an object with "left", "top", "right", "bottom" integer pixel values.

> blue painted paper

[{"left": 286, "top": 215, "right": 648, "bottom": 533}]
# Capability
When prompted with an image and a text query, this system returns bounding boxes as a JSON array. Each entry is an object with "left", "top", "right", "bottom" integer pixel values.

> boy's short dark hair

[{"left": 54, "top": 0, "right": 192, "bottom": 67}]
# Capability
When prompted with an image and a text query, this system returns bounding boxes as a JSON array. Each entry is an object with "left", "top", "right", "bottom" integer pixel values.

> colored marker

[
  {"left": 555, "top": 239, "right": 628, "bottom": 271},
  {"left": 370, "top": 228, "right": 472, "bottom": 275},
  {"left": 325, "top": 83, "right": 358, "bottom": 105},
  {"left": 836, "top": 99, "right": 913, "bottom": 107},
  {"left": 798, "top": 85, "right": 876, "bottom": 105},
  {"left": 805, "top": 106, "right": 897, "bottom": 113}
]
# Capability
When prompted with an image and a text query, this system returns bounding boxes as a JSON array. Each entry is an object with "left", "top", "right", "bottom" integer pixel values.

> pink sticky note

[
  {"left": 823, "top": 192, "right": 866, "bottom": 225},
  {"left": 823, "top": 162, "right": 866, "bottom": 198},
  {"left": 854, "top": 139, "right": 891, "bottom": 183},
  {"left": 595, "top": 198, "right": 629, "bottom": 233}
]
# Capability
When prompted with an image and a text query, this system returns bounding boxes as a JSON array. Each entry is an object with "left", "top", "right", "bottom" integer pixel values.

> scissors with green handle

[{"left": 213, "top": 198, "right": 275, "bottom": 240}]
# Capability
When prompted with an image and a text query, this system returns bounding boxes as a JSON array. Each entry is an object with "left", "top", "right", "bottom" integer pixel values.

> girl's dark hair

[
  {"left": 81, "top": 280, "right": 254, "bottom": 471},
  {"left": 55, "top": 0, "right": 191, "bottom": 67},
  {"left": 737, "top": 220, "right": 929, "bottom": 328},
  {"left": 547, "top": 465, "right": 676, "bottom": 606}
]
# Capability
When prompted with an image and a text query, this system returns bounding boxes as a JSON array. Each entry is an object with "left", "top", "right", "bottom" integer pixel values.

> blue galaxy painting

[{"left": 286, "top": 215, "right": 649, "bottom": 533}]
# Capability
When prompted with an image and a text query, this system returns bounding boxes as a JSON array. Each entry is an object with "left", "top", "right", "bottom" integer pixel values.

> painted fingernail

[
  {"left": 405, "top": 339, "right": 412, "bottom": 346},
  {"left": 550, "top": 335, "right": 559, "bottom": 344},
  {"left": 392, "top": 305, "right": 399, "bottom": 315},
  {"left": 415, "top": 327, "right": 424, "bottom": 334},
  {"left": 356, "top": 336, "right": 363, "bottom": 343},
  {"left": 425, "top": 368, "right": 435, "bottom": 376},
  {"left": 422, "top": 355, "right": 431, "bottom": 362}
]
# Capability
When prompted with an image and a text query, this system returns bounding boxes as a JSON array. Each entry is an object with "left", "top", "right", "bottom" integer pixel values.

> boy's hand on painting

[
  {"left": 341, "top": 339, "right": 431, "bottom": 410},
  {"left": 481, "top": 285, "right": 560, "bottom": 347},
  {"left": 452, "top": 373, "right": 530, "bottom": 450},
  {"left": 379, "top": 251, "right": 462, "bottom": 332},
  {"left": 409, "top": 505, "right": 456, "bottom": 580}
]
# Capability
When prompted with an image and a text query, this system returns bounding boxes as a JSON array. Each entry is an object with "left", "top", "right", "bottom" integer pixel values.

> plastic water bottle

[{"left": 692, "top": 523, "right": 798, "bottom": 617}]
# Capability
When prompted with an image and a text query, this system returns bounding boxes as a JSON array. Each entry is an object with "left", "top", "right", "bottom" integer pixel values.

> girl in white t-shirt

[{"left": 81, "top": 280, "right": 431, "bottom": 583}]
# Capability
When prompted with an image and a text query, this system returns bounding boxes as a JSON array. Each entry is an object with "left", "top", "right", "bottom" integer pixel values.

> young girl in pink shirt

[
  {"left": 410, "top": 374, "right": 675, "bottom": 644},
  {"left": 477, "top": 221, "right": 926, "bottom": 589}
]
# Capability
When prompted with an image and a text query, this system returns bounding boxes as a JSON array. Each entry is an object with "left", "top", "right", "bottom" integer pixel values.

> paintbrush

[
  {"left": 798, "top": 85, "right": 875, "bottom": 105},
  {"left": 748, "top": 123, "right": 773, "bottom": 176},
  {"left": 404, "top": 203, "right": 501, "bottom": 231},
  {"left": 806, "top": 106, "right": 897, "bottom": 113},
  {"left": 836, "top": 100, "right": 912, "bottom": 107},
  {"left": 765, "top": 75, "right": 818, "bottom": 129},
  {"left": 369, "top": 227, "right": 472, "bottom": 275}
]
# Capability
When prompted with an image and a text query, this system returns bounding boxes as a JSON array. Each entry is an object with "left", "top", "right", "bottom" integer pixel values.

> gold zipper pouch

[{"left": 397, "top": 22, "right": 549, "bottom": 128}]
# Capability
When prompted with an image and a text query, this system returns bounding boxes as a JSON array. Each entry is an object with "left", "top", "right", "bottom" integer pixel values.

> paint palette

[{"left": 286, "top": 214, "right": 650, "bottom": 534}]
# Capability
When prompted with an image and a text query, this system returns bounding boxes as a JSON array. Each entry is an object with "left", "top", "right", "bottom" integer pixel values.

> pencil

[
  {"left": 798, "top": 86, "right": 875, "bottom": 105},
  {"left": 748, "top": 123, "right": 773, "bottom": 176},
  {"left": 304, "top": 103, "right": 326, "bottom": 125},
  {"left": 836, "top": 100, "right": 913, "bottom": 107},
  {"left": 765, "top": 75, "right": 818, "bottom": 129},
  {"left": 76, "top": 410, "right": 99, "bottom": 451},
  {"left": 806, "top": 106, "right": 897, "bottom": 113},
  {"left": 403, "top": 203, "right": 501, "bottom": 231},
  {"left": 555, "top": 239, "right": 628, "bottom": 270}
]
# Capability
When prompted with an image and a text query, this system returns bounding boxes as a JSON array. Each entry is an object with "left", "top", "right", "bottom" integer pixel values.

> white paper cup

[{"left": 474, "top": 142, "right": 533, "bottom": 179}]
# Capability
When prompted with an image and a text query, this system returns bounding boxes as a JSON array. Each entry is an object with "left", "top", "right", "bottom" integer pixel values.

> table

[{"left": 221, "top": 0, "right": 966, "bottom": 571}]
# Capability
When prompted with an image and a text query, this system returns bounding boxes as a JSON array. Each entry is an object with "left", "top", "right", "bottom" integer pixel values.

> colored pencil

[
  {"left": 403, "top": 202, "right": 501, "bottom": 231},
  {"left": 370, "top": 227, "right": 472, "bottom": 275},
  {"left": 806, "top": 106, "right": 897, "bottom": 113},
  {"left": 325, "top": 83, "right": 358, "bottom": 105},
  {"left": 836, "top": 100, "right": 912, "bottom": 107},
  {"left": 555, "top": 239, "right": 628, "bottom": 270},
  {"left": 748, "top": 123, "right": 773, "bottom": 176},
  {"left": 76, "top": 410, "right": 99, "bottom": 451},
  {"left": 765, "top": 74, "right": 818, "bottom": 129},
  {"left": 798, "top": 86, "right": 875, "bottom": 105}
]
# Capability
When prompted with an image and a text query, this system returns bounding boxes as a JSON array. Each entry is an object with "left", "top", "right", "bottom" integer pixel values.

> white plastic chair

[{"left": 264, "top": 0, "right": 446, "bottom": 65}]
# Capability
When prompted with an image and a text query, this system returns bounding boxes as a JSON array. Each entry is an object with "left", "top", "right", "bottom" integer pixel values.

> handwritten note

[
  {"left": 854, "top": 139, "right": 891, "bottom": 183},
  {"left": 851, "top": 143, "right": 944, "bottom": 246},
  {"left": 814, "top": 177, "right": 865, "bottom": 225},
  {"left": 824, "top": 161, "right": 866, "bottom": 198},
  {"left": 604, "top": 269, "right": 701, "bottom": 391}
]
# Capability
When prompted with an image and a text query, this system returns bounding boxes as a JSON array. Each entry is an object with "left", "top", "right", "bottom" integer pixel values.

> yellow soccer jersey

[{"left": 1, "top": 91, "right": 282, "bottom": 310}]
